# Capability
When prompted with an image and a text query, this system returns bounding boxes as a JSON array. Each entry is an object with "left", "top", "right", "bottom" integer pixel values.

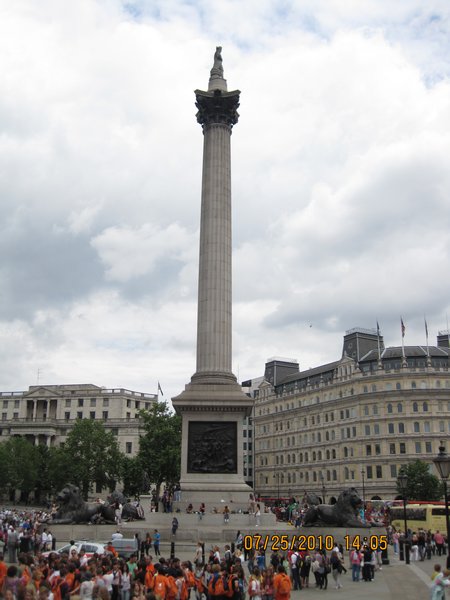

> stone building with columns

[
  {"left": 0, "top": 383, "right": 157, "bottom": 455},
  {"left": 251, "top": 327, "right": 450, "bottom": 501}
]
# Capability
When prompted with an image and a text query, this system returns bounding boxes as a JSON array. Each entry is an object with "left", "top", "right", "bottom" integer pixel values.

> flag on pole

[
  {"left": 376, "top": 320, "right": 380, "bottom": 336},
  {"left": 401, "top": 317, "right": 405, "bottom": 338},
  {"left": 424, "top": 317, "right": 429, "bottom": 340},
  {"left": 157, "top": 381, "right": 164, "bottom": 396}
]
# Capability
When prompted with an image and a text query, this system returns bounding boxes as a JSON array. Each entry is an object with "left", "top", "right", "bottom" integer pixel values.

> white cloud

[{"left": 1, "top": 0, "right": 450, "bottom": 399}]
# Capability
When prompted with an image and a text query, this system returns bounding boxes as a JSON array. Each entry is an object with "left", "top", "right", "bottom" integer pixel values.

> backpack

[
  {"left": 278, "top": 574, "right": 291, "bottom": 595},
  {"left": 166, "top": 576, "right": 178, "bottom": 600},
  {"left": 153, "top": 575, "right": 167, "bottom": 599},
  {"left": 209, "top": 574, "right": 225, "bottom": 597}
]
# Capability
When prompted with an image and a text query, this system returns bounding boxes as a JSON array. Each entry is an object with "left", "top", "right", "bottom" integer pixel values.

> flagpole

[
  {"left": 376, "top": 320, "right": 382, "bottom": 366},
  {"left": 401, "top": 317, "right": 406, "bottom": 365},
  {"left": 424, "top": 316, "right": 430, "bottom": 358}
]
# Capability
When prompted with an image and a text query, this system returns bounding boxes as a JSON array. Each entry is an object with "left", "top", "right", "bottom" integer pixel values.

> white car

[{"left": 42, "top": 541, "right": 107, "bottom": 558}]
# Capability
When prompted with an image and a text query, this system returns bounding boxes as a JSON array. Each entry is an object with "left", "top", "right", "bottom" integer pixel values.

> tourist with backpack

[{"left": 273, "top": 565, "right": 291, "bottom": 600}]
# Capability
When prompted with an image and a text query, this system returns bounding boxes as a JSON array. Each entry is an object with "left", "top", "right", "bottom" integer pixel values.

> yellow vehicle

[{"left": 390, "top": 503, "right": 447, "bottom": 533}]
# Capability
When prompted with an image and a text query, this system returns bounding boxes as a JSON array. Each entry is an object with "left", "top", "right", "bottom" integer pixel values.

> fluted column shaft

[{"left": 195, "top": 122, "right": 233, "bottom": 380}]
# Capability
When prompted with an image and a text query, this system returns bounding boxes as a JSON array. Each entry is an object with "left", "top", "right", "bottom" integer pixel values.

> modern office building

[
  {"left": 0, "top": 383, "right": 157, "bottom": 456},
  {"left": 251, "top": 327, "right": 450, "bottom": 501}
]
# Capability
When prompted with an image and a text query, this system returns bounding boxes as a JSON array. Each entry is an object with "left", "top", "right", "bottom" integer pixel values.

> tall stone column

[
  {"left": 192, "top": 63, "right": 239, "bottom": 385},
  {"left": 172, "top": 48, "right": 253, "bottom": 501}
]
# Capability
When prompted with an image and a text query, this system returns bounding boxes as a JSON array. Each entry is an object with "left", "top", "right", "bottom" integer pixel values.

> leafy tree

[
  {"left": 397, "top": 460, "right": 443, "bottom": 501},
  {"left": 61, "top": 419, "right": 123, "bottom": 499},
  {"left": 0, "top": 437, "right": 41, "bottom": 500},
  {"left": 138, "top": 401, "right": 181, "bottom": 503},
  {"left": 121, "top": 455, "right": 150, "bottom": 498}
]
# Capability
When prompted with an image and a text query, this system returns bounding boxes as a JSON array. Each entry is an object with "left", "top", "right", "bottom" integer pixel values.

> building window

[
  {"left": 396, "top": 382, "right": 401, "bottom": 390},
  {"left": 14, "top": 400, "right": 20, "bottom": 408},
  {"left": 387, "top": 403, "right": 393, "bottom": 414},
  {"left": 13, "top": 412, "right": 18, "bottom": 420},
  {"left": 426, "top": 442, "right": 432, "bottom": 453},
  {"left": 397, "top": 403, "right": 403, "bottom": 413},
  {"left": 365, "top": 425, "right": 370, "bottom": 435},
  {"left": 390, "top": 464, "right": 397, "bottom": 477},
  {"left": 77, "top": 411, "right": 83, "bottom": 419},
  {"left": 414, "top": 422, "right": 420, "bottom": 433},
  {"left": 440, "top": 421, "right": 445, "bottom": 433},
  {"left": 103, "top": 398, "right": 109, "bottom": 407},
  {"left": 1, "top": 413, "right": 6, "bottom": 421},
  {"left": 78, "top": 398, "right": 84, "bottom": 407},
  {"left": 413, "top": 402, "right": 418, "bottom": 412},
  {"left": 65, "top": 412, "right": 70, "bottom": 421},
  {"left": 363, "top": 406, "right": 369, "bottom": 416},
  {"left": 375, "top": 444, "right": 381, "bottom": 455},
  {"left": 90, "top": 398, "right": 96, "bottom": 407},
  {"left": 65, "top": 399, "right": 71, "bottom": 407},
  {"left": 90, "top": 411, "right": 95, "bottom": 419},
  {"left": 371, "top": 384, "right": 377, "bottom": 392},
  {"left": 102, "top": 411, "right": 108, "bottom": 420},
  {"left": 2, "top": 401, "right": 8, "bottom": 408},
  {"left": 373, "top": 405, "right": 378, "bottom": 415},
  {"left": 243, "top": 442, "right": 247, "bottom": 451},
  {"left": 376, "top": 466, "right": 382, "bottom": 478},
  {"left": 398, "top": 423, "right": 405, "bottom": 434},
  {"left": 374, "top": 424, "right": 380, "bottom": 435},
  {"left": 126, "top": 412, "right": 131, "bottom": 420},
  {"left": 126, "top": 442, "right": 132, "bottom": 454},
  {"left": 400, "top": 443, "right": 406, "bottom": 454},
  {"left": 388, "top": 424, "right": 394, "bottom": 434},
  {"left": 366, "top": 445, "right": 372, "bottom": 456},
  {"left": 415, "top": 442, "right": 422, "bottom": 453},
  {"left": 127, "top": 399, "right": 131, "bottom": 408},
  {"left": 423, "top": 402, "right": 429, "bottom": 412},
  {"left": 390, "top": 443, "right": 396, "bottom": 454},
  {"left": 367, "top": 466, "right": 373, "bottom": 479},
  {"left": 424, "top": 422, "right": 431, "bottom": 433}
]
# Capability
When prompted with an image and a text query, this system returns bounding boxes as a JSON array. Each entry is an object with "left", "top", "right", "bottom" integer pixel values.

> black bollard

[
  {"left": 399, "top": 539, "right": 404, "bottom": 561},
  {"left": 201, "top": 542, "right": 205, "bottom": 566},
  {"left": 405, "top": 540, "right": 410, "bottom": 565},
  {"left": 170, "top": 541, "right": 175, "bottom": 559},
  {"left": 381, "top": 547, "right": 390, "bottom": 565}
]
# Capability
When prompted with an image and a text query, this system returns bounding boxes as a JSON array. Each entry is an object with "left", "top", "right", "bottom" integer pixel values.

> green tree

[
  {"left": 61, "top": 419, "right": 123, "bottom": 499},
  {"left": 397, "top": 460, "right": 443, "bottom": 501},
  {"left": 121, "top": 455, "right": 151, "bottom": 498},
  {"left": 0, "top": 437, "right": 41, "bottom": 500},
  {"left": 138, "top": 401, "right": 181, "bottom": 502}
]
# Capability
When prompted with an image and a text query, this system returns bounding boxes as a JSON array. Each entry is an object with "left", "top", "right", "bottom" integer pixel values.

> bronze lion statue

[
  {"left": 302, "top": 487, "right": 369, "bottom": 528},
  {"left": 50, "top": 484, "right": 102, "bottom": 524}
]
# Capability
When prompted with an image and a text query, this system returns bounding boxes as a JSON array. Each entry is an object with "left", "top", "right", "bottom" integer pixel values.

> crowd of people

[{"left": 0, "top": 535, "right": 297, "bottom": 600}]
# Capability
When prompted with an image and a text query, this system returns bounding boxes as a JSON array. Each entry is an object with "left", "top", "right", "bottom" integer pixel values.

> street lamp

[
  {"left": 397, "top": 469, "right": 410, "bottom": 564},
  {"left": 360, "top": 469, "right": 366, "bottom": 515},
  {"left": 432, "top": 441, "right": 450, "bottom": 554}
]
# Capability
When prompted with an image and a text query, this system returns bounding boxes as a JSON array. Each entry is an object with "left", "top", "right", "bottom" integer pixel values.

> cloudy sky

[{"left": 2, "top": 0, "right": 450, "bottom": 401}]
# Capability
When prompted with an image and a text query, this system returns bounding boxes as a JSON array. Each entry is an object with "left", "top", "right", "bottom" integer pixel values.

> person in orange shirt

[
  {"left": 0, "top": 553, "right": 7, "bottom": 591},
  {"left": 273, "top": 565, "right": 292, "bottom": 600},
  {"left": 144, "top": 556, "right": 156, "bottom": 591}
]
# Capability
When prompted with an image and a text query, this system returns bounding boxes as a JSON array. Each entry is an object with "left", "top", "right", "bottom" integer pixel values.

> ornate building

[
  {"left": 250, "top": 328, "right": 450, "bottom": 501},
  {"left": 0, "top": 383, "right": 157, "bottom": 455}
]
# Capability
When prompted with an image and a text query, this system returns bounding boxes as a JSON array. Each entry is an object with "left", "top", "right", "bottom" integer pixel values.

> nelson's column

[{"left": 172, "top": 48, "right": 253, "bottom": 502}]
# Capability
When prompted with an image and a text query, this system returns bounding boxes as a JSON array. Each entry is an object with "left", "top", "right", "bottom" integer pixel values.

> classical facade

[
  {"left": 0, "top": 383, "right": 157, "bottom": 455},
  {"left": 251, "top": 328, "right": 450, "bottom": 501}
]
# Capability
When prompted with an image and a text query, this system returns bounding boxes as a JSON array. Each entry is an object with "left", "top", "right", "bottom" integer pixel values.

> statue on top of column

[{"left": 210, "top": 46, "right": 224, "bottom": 79}]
